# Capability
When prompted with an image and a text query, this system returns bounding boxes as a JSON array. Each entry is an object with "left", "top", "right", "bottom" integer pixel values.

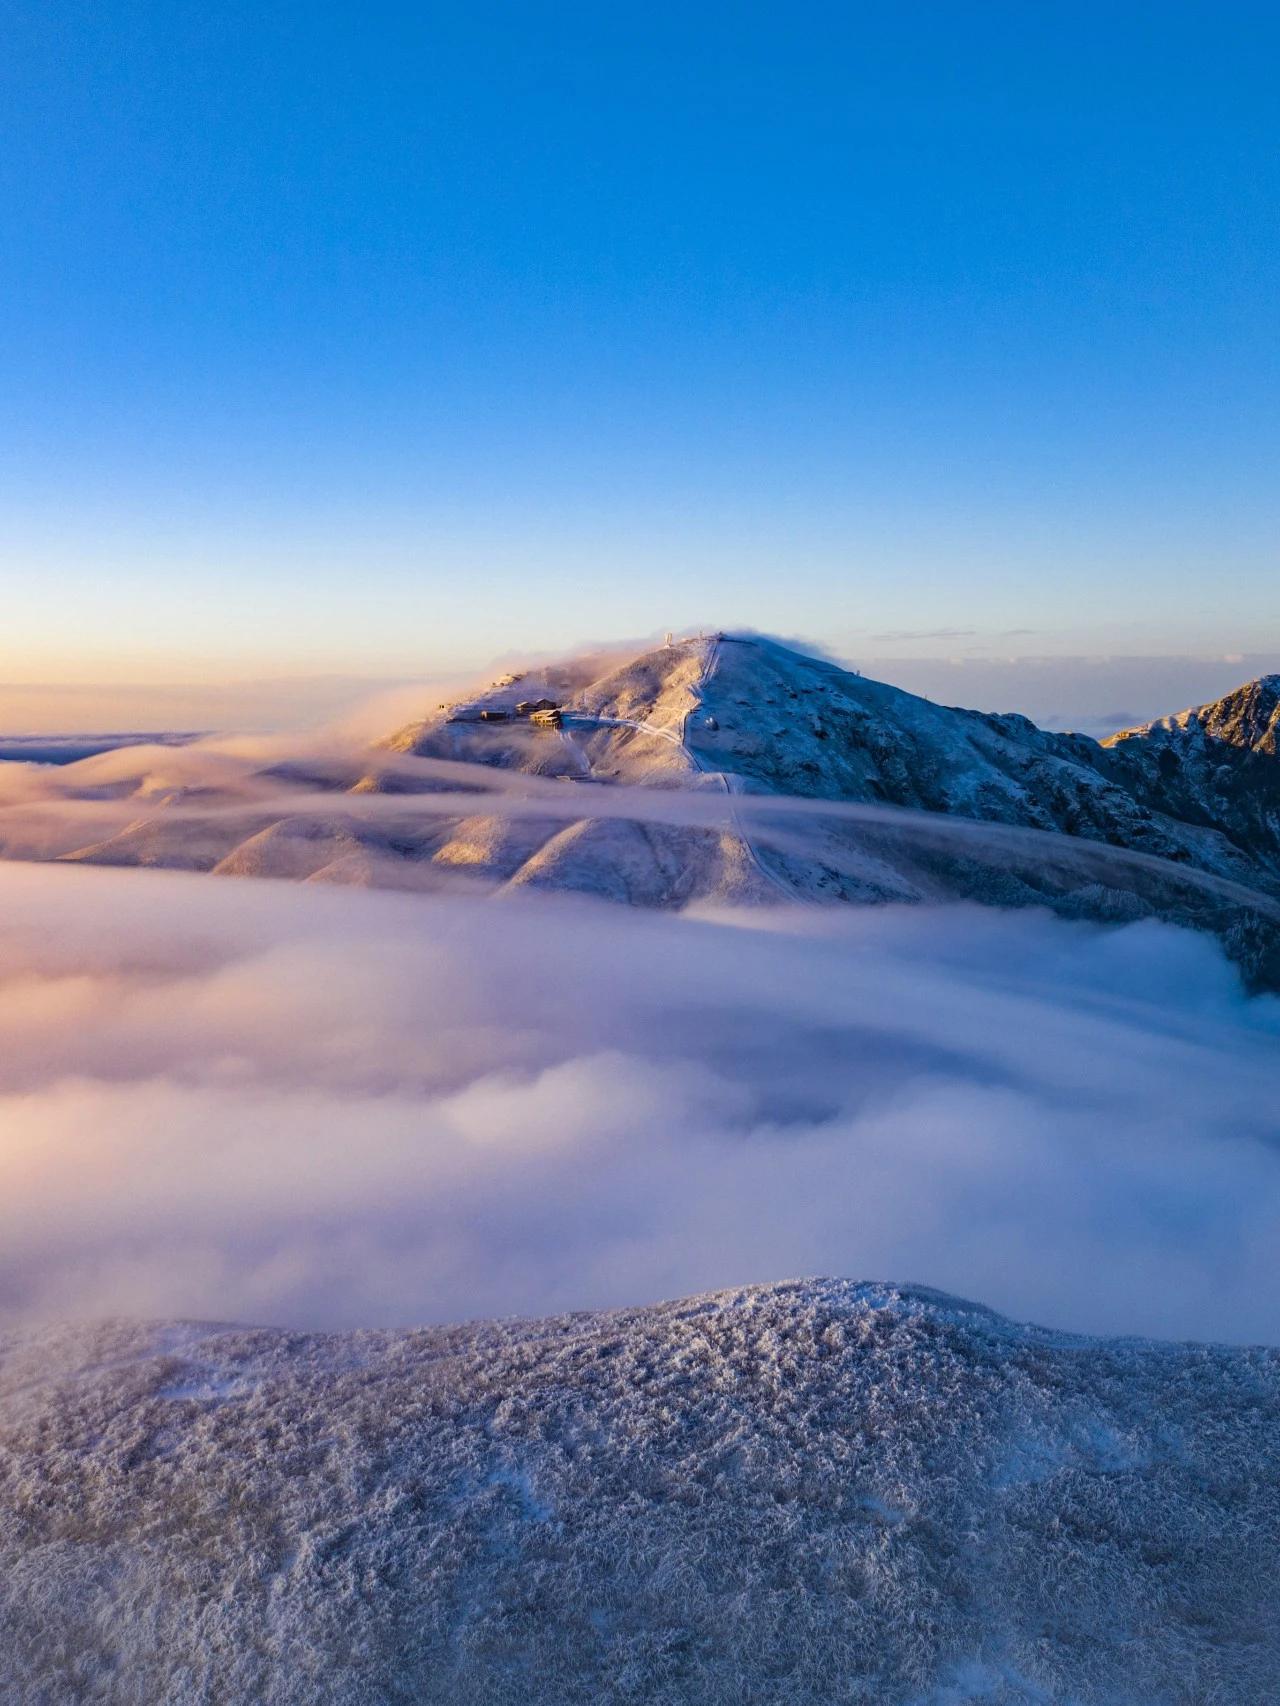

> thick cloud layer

[{"left": 2, "top": 860, "right": 1278, "bottom": 1342}]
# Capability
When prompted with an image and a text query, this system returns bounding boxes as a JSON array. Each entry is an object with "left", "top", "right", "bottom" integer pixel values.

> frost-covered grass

[{"left": 1, "top": 1280, "right": 1276, "bottom": 1704}]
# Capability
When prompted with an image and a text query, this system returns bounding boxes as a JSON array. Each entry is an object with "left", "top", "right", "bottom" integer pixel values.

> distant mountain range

[{"left": 6, "top": 633, "right": 1280, "bottom": 983}]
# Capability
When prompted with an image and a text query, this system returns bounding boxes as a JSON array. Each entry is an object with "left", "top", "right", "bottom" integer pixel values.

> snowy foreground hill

[
  {"left": 4, "top": 632, "right": 1280, "bottom": 984},
  {"left": 2, "top": 1280, "right": 1277, "bottom": 1705}
]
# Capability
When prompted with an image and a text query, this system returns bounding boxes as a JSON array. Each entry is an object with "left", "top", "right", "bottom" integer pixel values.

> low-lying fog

[{"left": 2, "top": 860, "right": 1277, "bottom": 1343}]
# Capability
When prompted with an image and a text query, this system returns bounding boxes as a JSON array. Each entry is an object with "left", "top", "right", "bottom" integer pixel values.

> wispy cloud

[{"left": 868, "top": 627, "right": 977, "bottom": 643}]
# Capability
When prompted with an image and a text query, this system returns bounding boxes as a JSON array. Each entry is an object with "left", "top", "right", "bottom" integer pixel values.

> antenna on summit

[{"left": 664, "top": 630, "right": 674, "bottom": 648}]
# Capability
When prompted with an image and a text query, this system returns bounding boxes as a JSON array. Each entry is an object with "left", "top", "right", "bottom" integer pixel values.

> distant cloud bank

[
  {"left": 0, "top": 675, "right": 467, "bottom": 738},
  {"left": 7, "top": 649, "right": 1280, "bottom": 742}
]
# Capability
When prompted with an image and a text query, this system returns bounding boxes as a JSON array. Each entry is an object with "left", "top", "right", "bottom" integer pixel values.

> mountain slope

[
  {"left": 354, "top": 635, "right": 781, "bottom": 903},
  {"left": 1103, "top": 674, "right": 1280, "bottom": 875},
  {"left": 6, "top": 633, "right": 1280, "bottom": 980},
  {"left": 2, "top": 1279, "right": 1276, "bottom": 1705}
]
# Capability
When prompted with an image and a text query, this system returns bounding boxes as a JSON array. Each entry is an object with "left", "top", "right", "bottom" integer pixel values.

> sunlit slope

[
  {"left": 355, "top": 634, "right": 767, "bottom": 900},
  {"left": 2, "top": 1279, "right": 1276, "bottom": 1704}
]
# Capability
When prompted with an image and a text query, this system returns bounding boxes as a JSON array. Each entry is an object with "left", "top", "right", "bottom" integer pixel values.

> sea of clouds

[{"left": 2, "top": 858, "right": 1278, "bottom": 1343}]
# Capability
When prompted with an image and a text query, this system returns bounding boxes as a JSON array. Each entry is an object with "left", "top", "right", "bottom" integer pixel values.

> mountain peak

[{"left": 1107, "top": 671, "right": 1280, "bottom": 757}]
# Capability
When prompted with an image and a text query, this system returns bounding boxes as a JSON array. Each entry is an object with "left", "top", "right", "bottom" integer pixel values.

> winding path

[{"left": 564, "top": 636, "right": 796, "bottom": 901}]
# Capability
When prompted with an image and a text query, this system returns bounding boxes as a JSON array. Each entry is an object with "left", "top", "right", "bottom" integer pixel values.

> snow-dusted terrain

[
  {"left": 1104, "top": 675, "right": 1280, "bottom": 876},
  {"left": 2, "top": 1279, "right": 1276, "bottom": 1705},
  {"left": 2, "top": 632, "right": 1279, "bottom": 982}
]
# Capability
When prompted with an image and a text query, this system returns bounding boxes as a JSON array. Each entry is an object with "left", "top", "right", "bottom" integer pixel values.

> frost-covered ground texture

[{"left": 2, "top": 1280, "right": 1277, "bottom": 1706}]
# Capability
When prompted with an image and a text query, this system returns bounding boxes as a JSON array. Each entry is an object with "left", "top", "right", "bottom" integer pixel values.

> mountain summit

[{"left": 362, "top": 632, "right": 1280, "bottom": 977}]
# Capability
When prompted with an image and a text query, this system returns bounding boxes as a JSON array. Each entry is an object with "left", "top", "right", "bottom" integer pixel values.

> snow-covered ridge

[
  {"left": 1108, "top": 671, "right": 1280, "bottom": 756},
  {"left": 2, "top": 1277, "right": 1276, "bottom": 1704}
]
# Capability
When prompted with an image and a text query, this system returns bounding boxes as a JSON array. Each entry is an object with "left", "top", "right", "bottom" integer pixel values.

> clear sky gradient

[{"left": 3, "top": 2, "right": 1278, "bottom": 725}]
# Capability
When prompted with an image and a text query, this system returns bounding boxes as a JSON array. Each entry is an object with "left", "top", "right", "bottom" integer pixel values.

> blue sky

[{"left": 3, "top": 1, "right": 1278, "bottom": 717}]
